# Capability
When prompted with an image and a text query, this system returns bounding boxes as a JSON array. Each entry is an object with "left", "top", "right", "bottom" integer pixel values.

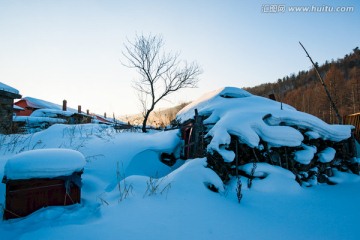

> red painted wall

[{"left": 14, "top": 100, "right": 35, "bottom": 116}]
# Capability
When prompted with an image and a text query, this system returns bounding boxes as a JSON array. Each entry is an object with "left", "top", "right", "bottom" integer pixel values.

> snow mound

[
  {"left": 177, "top": 87, "right": 253, "bottom": 121},
  {"left": 294, "top": 144, "right": 317, "bottom": 165},
  {"left": 317, "top": 147, "right": 336, "bottom": 163},
  {"left": 4, "top": 149, "right": 86, "bottom": 180},
  {"left": 106, "top": 158, "right": 223, "bottom": 202},
  {"left": 163, "top": 158, "right": 224, "bottom": 193},
  {"left": 177, "top": 87, "right": 352, "bottom": 162},
  {"left": 239, "top": 163, "right": 300, "bottom": 193}
]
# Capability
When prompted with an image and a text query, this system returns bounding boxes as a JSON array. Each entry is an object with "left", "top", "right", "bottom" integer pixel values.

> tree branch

[{"left": 122, "top": 34, "right": 202, "bottom": 132}]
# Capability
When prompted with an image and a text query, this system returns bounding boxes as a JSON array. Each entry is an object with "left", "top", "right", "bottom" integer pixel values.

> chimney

[
  {"left": 86, "top": 109, "right": 89, "bottom": 115},
  {"left": 78, "top": 105, "right": 81, "bottom": 113},
  {"left": 104, "top": 112, "right": 107, "bottom": 118},
  {"left": 62, "top": 100, "right": 67, "bottom": 111}
]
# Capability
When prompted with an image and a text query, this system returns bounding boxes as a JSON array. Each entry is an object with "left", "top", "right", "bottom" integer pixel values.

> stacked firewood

[{"left": 206, "top": 133, "right": 359, "bottom": 186}]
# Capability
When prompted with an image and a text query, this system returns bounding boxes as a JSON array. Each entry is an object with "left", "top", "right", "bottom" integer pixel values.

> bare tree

[{"left": 122, "top": 34, "right": 202, "bottom": 132}]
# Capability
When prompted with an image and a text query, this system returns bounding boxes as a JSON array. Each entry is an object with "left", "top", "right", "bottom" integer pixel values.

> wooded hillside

[
  {"left": 245, "top": 47, "right": 360, "bottom": 124},
  {"left": 119, "top": 102, "right": 188, "bottom": 127}
]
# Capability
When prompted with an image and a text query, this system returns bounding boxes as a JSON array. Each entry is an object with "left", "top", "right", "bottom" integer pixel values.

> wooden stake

[{"left": 299, "top": 41, "right": 342, "bottom": 124}]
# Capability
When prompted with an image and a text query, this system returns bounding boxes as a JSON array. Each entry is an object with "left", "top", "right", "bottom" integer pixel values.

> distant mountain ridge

[{"left": 245, "top": 47, "right": 360, "bottom": 124}]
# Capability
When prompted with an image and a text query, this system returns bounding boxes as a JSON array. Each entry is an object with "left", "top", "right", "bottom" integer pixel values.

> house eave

[{"left": 0, "top": 90, "right": 22, "bottom": 99}]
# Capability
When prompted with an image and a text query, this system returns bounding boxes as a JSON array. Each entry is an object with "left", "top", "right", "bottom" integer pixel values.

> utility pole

[{"left": 299, "top": 42, "right": 342, "bottom": 124}]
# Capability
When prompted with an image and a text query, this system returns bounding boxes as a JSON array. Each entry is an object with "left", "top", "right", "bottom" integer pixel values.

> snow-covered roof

[
  {"left": 91, "top": 114, "right": 125, "bottom": 124},
  {"left": 20, "top": 97, "right": 77, "bottom": 112},
  {"left": 4, "top": 149, "right": 86, "bottom": 180},
  {"left": 0, "top": 82, "right": 20, "bottom": 95},
  {"left": 21, "top": 97, "right": 62, "bottom": 109},
  {"left": 13, "top": 105, "right": 24, "bottom": 111},
  {"left": 177, "top": 87, "right": 352, "bottom": 162},
  {"left": 30, "top": 108, "right": 74, "bottom": 118},
  {"left": 13, "top": 116, "right": 67, "bottom": 125},
  {"left": 92, "top": 114, "right": 112, "bottom": 124}
]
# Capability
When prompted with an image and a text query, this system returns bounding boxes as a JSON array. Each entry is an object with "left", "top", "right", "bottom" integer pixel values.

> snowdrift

[{"left": 0, "top": 121, "right": 359, "bottom": 239}]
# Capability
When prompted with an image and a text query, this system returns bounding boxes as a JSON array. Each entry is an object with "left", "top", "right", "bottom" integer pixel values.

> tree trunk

[
  {"left": 142, "top": 111, "right": 150, "bottom": 133},
  {"left": 142, "top": 103, "right": 155, "bottom": 133}
]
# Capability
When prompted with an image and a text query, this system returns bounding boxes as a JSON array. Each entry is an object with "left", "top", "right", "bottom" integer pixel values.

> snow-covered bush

[{"left": 177, "top": 87, "right": 358, "bottom": 185}]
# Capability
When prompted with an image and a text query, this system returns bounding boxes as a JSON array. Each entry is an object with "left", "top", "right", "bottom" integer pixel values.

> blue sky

[{"left": 0, "top": 0, "right": 359, "bottom": 116}]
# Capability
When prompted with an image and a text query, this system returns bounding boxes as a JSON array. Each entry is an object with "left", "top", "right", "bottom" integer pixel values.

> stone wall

[{"left": 0, "top": 90, "right": 21, "bottom": 134}]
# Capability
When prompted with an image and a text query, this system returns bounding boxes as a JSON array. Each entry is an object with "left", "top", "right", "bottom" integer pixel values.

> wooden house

[
  {"left": 2, "top": 149, "right": 86, "bottom": 220},
  {"left": 13, "top": 98, "right": 94, "bottom": 132},
  {"left": 14, "top": 97, "right": 73, "bottom": 116},
  {"left": 0, "top": 82, "right": 22, "bottom": 134},
  {"left": 343, "top": 113, "right": 360, "bottom": 142},
  {"left": 92, "top": 113, "right": 113, "bottom": 125},
  {"left": 13, "top": 105, "right": 24, "bottom": 115}
]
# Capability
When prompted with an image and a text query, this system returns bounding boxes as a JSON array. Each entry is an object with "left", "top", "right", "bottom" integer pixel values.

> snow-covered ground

[{"left": 0, "top": 123, "right": 359, "bottom": 240}]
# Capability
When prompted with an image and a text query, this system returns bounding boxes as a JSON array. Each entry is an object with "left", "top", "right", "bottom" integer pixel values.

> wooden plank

[
  {"left": 344, "top": 113, "right": 360, "bottom": 141},
  {"left": 4, "top": 177, "right": 81, "bottom": 220}
]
